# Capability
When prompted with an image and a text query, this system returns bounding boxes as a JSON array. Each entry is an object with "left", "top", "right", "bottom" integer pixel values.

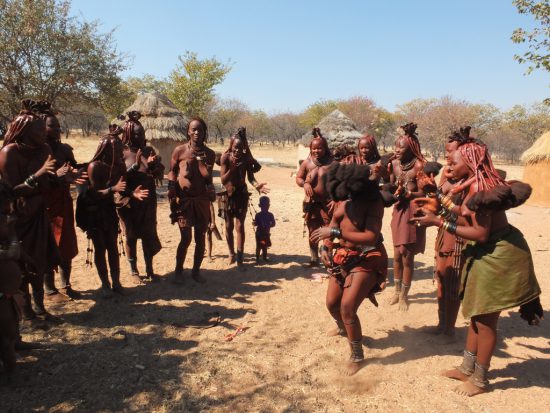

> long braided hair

[
  {"left": 226, "top": 126, "right": 261, "bottom": 172},
  {"left": 89, "top": 124, "right": 124, "bottom": 182},
  {"left": 2, "top": 100, "right": 44, "bottom": 147},
  {"left": 458, "top": 142, "right": 506, "bottom": 192},
  {"left": 122, "top": 111, "right": 146, "bottom": 149},
  {"left": 398, "top": 122, "right": 425, "bottom": 162},
  {"left": 358, "top": 134, "right": 380, "bottom": 163}
]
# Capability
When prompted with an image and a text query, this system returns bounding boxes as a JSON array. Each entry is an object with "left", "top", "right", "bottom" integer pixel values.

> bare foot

[
  {"left": 454, "top": 380, "right": 486, "bottom": 397},
  {"left": 228, "top": 255, "right": 236, "bottom": 265},
  {"left": 191, "top": 270, "right": 207, "bottom": 284},
  {"left": 438, "top": 332, "right": 457, "bottom": 344},
  {"left": 388, "top": 293, "right": 399, "bottom": 306},
  {"left": 131, "top": 274, "right": 145, "bottom": 285},
  {"left": 172, "top": 271, "right": 185, "bottom": 285},
  {"left": 345, "top": 360, "right": 364, "bottom": 376},
  {"left": 398, "top": 296, "right": 409, "bottom": 311},
  {"left": 100, "top": 286, "right": 114, "bottom": 298},
  {"left": 326, "top": 327, "right": 346, "bottom": 337},
  {"left": 424, "top": 325, "right": 444, "bottom": 335},
  {"left": 45, "top": 291, "right": 72, "bottom": 303},
  {"left": 112, "top": 284, "right": 126, "bottom": 296},
  {"left": 441, "top": 368, "right": 470, "bottom": 382}
]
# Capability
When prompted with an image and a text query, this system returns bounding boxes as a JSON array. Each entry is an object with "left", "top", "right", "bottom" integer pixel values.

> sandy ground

[{"left": 1, "top": 138, "right": 549, "bottom": 412}]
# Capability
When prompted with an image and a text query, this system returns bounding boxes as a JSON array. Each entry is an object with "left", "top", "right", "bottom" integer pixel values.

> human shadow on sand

[
  {"left": 1, "top": 331, "right": 200, "bottom": 411},
  {"left": 359, "top": 309, "right": 550, "bottom": 391},
  {"left": 58, "top": 252, "right": 310, "bottom": 330}
]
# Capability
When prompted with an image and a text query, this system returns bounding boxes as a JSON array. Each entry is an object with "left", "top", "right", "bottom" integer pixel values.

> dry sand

[{"left": 1, "top": 138, "right": 549, "bottom": 412}]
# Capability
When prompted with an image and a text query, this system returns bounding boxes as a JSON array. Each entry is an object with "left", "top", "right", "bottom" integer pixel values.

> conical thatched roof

[
  {"left": 521, "top": 131, "right": 550, "bottom": 165},
  {"left": 114, "top": 92, "right": 188, "bottom": 142},
  {"left": 300, "top": 110, "right": 363, "bottom": 148}
]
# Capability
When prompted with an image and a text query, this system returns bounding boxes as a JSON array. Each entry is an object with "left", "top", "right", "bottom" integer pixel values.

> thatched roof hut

[
  {"left": 297, "top": 110, "right": 363, "bottom": 167},
  {"left": 300, "top": 110, "right": 363, "bottom": 148},
  {"left": 114, "top": 92, "right": 188, "bottom": 164},
  {"left": 521, "top": 131, "right": 550, "bottom": 207}
]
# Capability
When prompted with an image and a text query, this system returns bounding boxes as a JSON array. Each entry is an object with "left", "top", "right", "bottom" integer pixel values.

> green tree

[
  {"left": 0, "top": 0, "right": 128, "bottom": 123},
  {"left": 100, "top": 74, "right": 168, "bottom": 119},
  {"left": 512, "top": 0, "right": 550, "bottom": 103},
  {"left": 299, "top": 99, "right": 338, "bottom": 129},
  {"left": 166, "top": 51, "right": 232, "bottom": 118},
  {"left": 512, "top": 0, "right": 550, "bottom": 74}
]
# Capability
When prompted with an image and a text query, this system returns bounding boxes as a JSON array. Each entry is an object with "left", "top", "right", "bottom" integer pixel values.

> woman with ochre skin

[
  {"left": 411, "top": 141, "right": 542, "bottom": 397},
  {"left": 295, "top": 128, "right": 334, "bottom": 266},
  {"left": 387, "top": 123, "right": 427, "bottom": 311},
  {"left": 220, "top": 128, "right": 268, "bottom": 269},
  {"left": 0, "top": 100, "right": 60, "bottom": 321},
  {"left": 428, "top": 128, "right": 474, "bottom": 341}
]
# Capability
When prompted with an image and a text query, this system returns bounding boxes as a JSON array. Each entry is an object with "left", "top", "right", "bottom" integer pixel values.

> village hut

[
  {"left": 114, "top": 92, "right": 188, "bottom": 164},
  {"left": 520, "top": 131, "right": 550, "bottom": 207},
  {"left": 297, "top": 110, "right": 363, "bottom": 167}
]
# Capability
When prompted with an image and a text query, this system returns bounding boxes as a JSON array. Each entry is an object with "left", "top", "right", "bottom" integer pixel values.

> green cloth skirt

[{"left": 460, "top": 225, "right": 541, "bottom": 319}]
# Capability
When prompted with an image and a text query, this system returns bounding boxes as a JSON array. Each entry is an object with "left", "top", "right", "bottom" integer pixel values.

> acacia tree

[
  {"left": 396, "top": 96, "right": 500, "bottom": 160},
  {"left": 0, "top": 0, "right": 128, "bottom": 124},
  {"left": 512, "top": 0, "right": 550, "bottom": 103},
  {"left": 205, "top": 97, "right": 248, "bottom": 143},
  {"left": 166, "top": 51, "right": 232, "bottom": 118},
  {"left": 299, "top": 99, "right": 338, "bottom": 128},
  {"left": 512, "top": 0, "right": 550, "bottom": 74},
  {"left": 337, "top": 96, "right": 378, "bottom": 132},
  {"left": 270, "top": 112, "right": 305, "bottom": 145}
]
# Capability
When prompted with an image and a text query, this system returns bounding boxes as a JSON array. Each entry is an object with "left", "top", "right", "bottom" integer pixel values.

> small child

[{"left": 253, "top": 196, "right": 276, "bottom": 262}]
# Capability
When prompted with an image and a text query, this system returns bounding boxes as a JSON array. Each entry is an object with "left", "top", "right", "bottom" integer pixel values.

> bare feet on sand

[
  {"left": 131, "top": 274, "right": 145, "bottom": 285},
  {"left": 192, "top": 270, "right": 207, "bottom": 284},
  {"left": 388, "top": 293, "right": 399, "bottom": 306},
  {"left": 345, "top": 360, "right": 364, "bottom": 376},
  {"left": 398, "top": 296, "right": 409, "bottom": 311},
  {"left": 326, "top": 327, "right": 346, "bottom": 337},
  {"left": 441, "top": 368, "right": 470, "bottom": 382},
  {"left": 228, "top": 254, "right": 236, "bottom": 265},
  {"left": 454, "top": 380, "right": 486, "bottom": 397},
  {"left": 424, "top": 325, "right": 444, "bottom": 335},
  {"left": 438, "top": 332, "right": 457, "bottom": 344},
  {"left": 172, "top": 271, "right": 185, "bottom": 285}
]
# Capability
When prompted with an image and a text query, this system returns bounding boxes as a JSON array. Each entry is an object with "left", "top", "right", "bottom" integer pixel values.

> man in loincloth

[
  {"left": 388, "top": 123, "right": 428, "bottom": 311},
  {"left": 220, "top": 127, "right": 268, "bottom": 269},
  {"left": 295, "top": 128, "right": 334, "bottom": 266},
  {"left": 168, "top": 117, "right": 215, "bottom": 283},
  {"left": 0, "top": 100, "right": 60, "bottom": 321},
  {"left": 118, "top": 111, "right": 164, "bottom": 283},
  {"left": 311, "top": 162, "right": 387, "bottom": 376}
]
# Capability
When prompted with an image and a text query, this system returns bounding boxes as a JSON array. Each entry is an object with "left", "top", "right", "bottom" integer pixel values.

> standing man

[{"left": 168, "top": 117, "right": 215, "bottom": 283}]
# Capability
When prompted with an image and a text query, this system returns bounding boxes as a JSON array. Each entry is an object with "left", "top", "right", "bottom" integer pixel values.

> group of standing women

[{"left": 298, "top": 123, "right": 543, "bottom": 396}]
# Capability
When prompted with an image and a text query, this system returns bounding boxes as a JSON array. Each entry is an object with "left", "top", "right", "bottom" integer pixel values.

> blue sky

[{"left": 71, "top": 0, "right": 548, "bottom": 113}]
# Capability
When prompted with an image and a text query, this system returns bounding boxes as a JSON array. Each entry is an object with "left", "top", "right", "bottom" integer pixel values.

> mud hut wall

[
  {"left": 523, "top": 162, "right": 550, "bottom": 207},
  {"left": 149, "top": 138, "right": 182, "bottom": 172}
]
